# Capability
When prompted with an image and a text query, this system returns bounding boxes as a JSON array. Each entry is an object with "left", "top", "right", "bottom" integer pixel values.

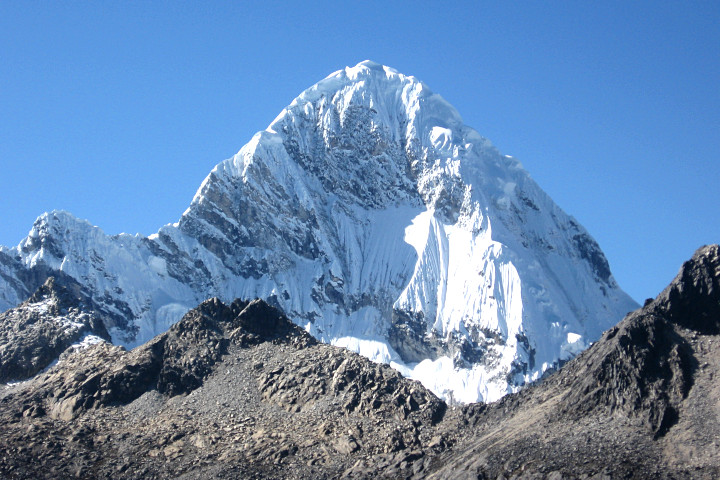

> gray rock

[{"left": 0, "top": 276, "right": 109, "bottom": 383}]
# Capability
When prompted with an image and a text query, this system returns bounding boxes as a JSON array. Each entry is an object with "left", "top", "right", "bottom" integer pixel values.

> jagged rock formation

[
  {"left": 16, "top": 298, "right": 317, "bottom": 422},
  {"left": 258, "top": 346, "right": 445, "bottom": 424},
  {"left": 559, "top": 244, "right": 719, "bottom": 438},
  {"left": 0, "top": 61, "right": 637, "bottom": 402},
  {"left": 0, "top": 276, "right": 109, "bottom": 383},
  {"left": 0, "top": 245, "right": 718, "bottom": 479}
]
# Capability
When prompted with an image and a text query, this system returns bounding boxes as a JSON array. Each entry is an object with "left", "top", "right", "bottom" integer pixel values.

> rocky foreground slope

[{"left": 0, "top": 245, "right": 718, "bottom": 479}]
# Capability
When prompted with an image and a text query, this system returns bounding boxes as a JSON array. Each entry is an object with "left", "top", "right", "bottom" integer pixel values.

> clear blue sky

[{"left": 1, "top": 2, "right": 718, "bottom": 304}]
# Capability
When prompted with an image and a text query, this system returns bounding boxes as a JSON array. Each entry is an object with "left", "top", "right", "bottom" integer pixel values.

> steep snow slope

[{"left": 0, "top": 61, "right": 637, "bottom": 402}]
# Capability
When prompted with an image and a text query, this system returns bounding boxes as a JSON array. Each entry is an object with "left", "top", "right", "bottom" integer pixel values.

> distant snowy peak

[
  {"left": 0, "top": 61, "right": 638, "bottom": 403},
  {"left": 19, "top": 211, "right": 103, "bottom": 266}
]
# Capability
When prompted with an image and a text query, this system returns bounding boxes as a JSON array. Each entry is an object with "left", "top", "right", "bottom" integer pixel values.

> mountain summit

[{"left": 0, "top": 61, "right": 637, "bottom": 402}]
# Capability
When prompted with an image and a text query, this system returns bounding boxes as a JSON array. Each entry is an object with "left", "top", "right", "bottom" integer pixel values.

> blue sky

[{"left": 1, "top": 1, "right": 718, "bottom": 304}]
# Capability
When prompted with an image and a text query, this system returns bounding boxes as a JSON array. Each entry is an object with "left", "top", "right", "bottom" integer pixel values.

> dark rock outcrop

[
  {"left": 0, "top": 294, "right": 451, "bottom": 479},
  {"left": 559, "top": 245, "right": 718, "bottom": 436},
  {"left": 650, "top": 244, "right": 720, "bottom": 334},
  {"left": 560, "top": 310, "right": 695, "bottom": 438},
  {"left": 258, "top": 345, "right": 445, "bottom": 424},
  {"left": 0, "top": 276, "right": 109, "bottom": 383}
]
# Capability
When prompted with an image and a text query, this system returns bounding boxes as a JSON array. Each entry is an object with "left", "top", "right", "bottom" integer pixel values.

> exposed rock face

[
  {"left": 558, "top": 245, "right": 719, "bottom": 437},
  {"left": 559, "top": 309, "right": 694, "bottom": 438},
  {"left": 258, "top": 346, "right": 445, "bottom": 424},
  {"left": 650, "top": 244, "right": 720, "bottom": 334},
  {"left": 0, "top": 276, "right": 109, "bottom": 383}
]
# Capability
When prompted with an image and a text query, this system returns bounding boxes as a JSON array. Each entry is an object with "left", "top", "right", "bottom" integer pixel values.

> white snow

[
  {"left": 567, "top": 332, "right": 582, "bottom": 343},
  {"left": 148, "top": 256, "right": 168, "bottom": 276},
  {"left": 562, "top": 332, "right": 587, "bottom": 357},
  {"left": 331, "top": 337, "right": 395, "bottom": 364},
  {"left": 71, "top": 334, "right": 106, "bottom": 350},
  {"left": 408, "top": 356, "right": 512, "bottom": 404}
]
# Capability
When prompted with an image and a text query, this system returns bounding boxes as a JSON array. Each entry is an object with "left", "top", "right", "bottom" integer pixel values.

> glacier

[{"left": 0, "top": 60, "right": 638, "bottom": 403}]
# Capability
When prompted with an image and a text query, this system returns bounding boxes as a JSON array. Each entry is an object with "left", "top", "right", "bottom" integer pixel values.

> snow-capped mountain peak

[{"left": 0, "top": 61, "right": 638, "bottom": 402}]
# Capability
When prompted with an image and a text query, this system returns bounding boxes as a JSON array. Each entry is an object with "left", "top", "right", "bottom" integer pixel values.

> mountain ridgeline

[{"left": 0, "top": 61, "right": 637, "bottom": 402}]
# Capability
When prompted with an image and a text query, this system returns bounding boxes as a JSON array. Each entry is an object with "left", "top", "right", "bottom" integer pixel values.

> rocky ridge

[
  {"left": 0, "top": 276, "right": 109, "bottom": 383},
  {"left": 0, "top": 295, "right": 449, "bottom": 479}
]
